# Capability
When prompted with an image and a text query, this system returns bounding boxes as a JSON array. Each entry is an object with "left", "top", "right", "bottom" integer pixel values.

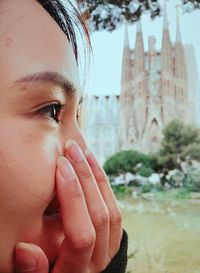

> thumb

[{"left": 15, "top": 242, "right": 49, "bottom": 273}]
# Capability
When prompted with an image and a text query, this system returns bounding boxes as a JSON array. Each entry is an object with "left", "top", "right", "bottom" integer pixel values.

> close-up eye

[{"left": 38, "top": 103, "right": 63, "bottom": 123}]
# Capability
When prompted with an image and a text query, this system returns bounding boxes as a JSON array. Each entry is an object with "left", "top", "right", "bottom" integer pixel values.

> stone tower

[
  {"left": 118, "top": 2, "right": 192, "bottom": 154},
  {"left": 118, "top": 20, "right": 147, "bottom": 151},
  {"left": 83, "top": 2, "right": 199, "bottom": 164}
]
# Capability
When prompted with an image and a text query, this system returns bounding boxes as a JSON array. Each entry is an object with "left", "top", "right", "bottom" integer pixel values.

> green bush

[
  {"left": 172, "top": 188, "right": 191, "bottom": 199},
  {"left": 103, "top": 150, "right": 155, "bottom": 177},
  {"left": 140, "top": 183, "right": 152, "bottom": 193},
  {"left": 167, "top": 169, "right": 184, "bottom": 188},
  {"left": 156, "top": 119, "right": 200, "bottom": 172},
  {"left": 111, "top": 184, "right": 132, "bottom": 197},
  {"left": 183, "top": 167, "right": 200, "bottom": 192},
  {"left": 138, "top": 166, "right": 154, "bottom": 177},
  {"left": 154, "top": 184, "right": 165, "bottom": 192},
  {"left": 128, "top": 180, "right": 141, "bottom": 187}
]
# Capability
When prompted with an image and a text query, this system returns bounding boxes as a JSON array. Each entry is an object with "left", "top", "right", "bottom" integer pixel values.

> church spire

[
  {"left": 162, "top": 0, "right": 171, "bottom": 44},
  {"left": 121, "top": 23, "right": 131, "bottom": 91},
  {"left": 161, "top": 0, "right": 172, "bottom": 73},
  {"left": 123, "top": 22, "right": 130, "bottom": 49},
  {"left": 163, "top": 0, "right": 168, "bottom": 30},
  {"left": 174, "top": 4, "right": 187, "bottom": 81},
  {"left": 134, "top": 18, "right": 145, "bottom": 74},
  {"left": 176, "top": 4, "right": 182, "bottom": 43},
  {"left": 136, "top": 19, "right": 142, "bottom": 33}
]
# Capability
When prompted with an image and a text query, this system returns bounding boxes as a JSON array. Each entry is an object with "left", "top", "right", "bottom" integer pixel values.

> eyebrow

[{"left": 13, "top": 71, "right": 80, "bottom": 99}]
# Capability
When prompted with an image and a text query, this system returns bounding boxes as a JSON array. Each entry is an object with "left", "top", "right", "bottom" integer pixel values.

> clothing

[{"left": 101, "top": 229, "right": 128, "bottom": 273}]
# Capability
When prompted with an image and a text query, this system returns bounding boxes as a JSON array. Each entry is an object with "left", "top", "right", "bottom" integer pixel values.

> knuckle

[
  {"left": 93, "top": 207, "right": 109, "bottom": 230},
  {"left": 95, "top": 169, "right": 108, "bottom": 184},
  {"left": 70, "top": 189, "right": 83, "bottom": 200},
  {"left": 68, "top": 183, "right": 83, "bottom": 199},
  {"left": 110, "top": 209, "right": 122, "bottom": 227},
  {"left": 72, "top": 229, "right": 96, "bottom": 251},
  {"left": 77, "top": 162, "right": 93, "bottom": 180}
]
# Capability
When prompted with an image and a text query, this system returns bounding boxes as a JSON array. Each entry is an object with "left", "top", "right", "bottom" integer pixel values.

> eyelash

[
  {"left": 38, "top": 103, "right": 81, "bottom": 124},
  {"left": 38, "top": 103, "right": 63, "bottom": 123}
]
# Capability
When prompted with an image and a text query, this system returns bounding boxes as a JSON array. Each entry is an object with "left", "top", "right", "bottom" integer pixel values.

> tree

[
  {"left": 103, "top": 150, "right": 155, "bottom": 176},
  {"left": 78, "top": 0, "right": 200, "bottom": 31},
  {"left": 156, "top": 120, "right": 200, "bottom": 171}
]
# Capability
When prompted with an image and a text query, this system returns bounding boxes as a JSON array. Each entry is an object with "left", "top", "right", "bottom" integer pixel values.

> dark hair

[{"left": 36, "top": 0, "right": 90, "bottom": 64}]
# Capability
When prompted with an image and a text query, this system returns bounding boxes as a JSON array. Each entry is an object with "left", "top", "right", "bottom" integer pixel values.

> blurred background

[{"left": 77, "top": 1, "right": 200, "bottom": 272}]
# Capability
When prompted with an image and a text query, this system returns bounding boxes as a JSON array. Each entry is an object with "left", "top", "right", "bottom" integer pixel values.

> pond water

[{"left": 119, "top": 197, "right": 200, "bottom": 273}]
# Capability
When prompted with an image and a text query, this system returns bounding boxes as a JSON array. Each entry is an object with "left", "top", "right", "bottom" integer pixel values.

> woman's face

[{"left": 0, "top": 0, "right": 85, "bottom": 271}]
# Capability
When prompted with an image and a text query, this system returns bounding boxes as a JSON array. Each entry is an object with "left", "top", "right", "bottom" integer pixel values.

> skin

[{"left": 0, "top": 0, "right": 122, "bottom": 273}]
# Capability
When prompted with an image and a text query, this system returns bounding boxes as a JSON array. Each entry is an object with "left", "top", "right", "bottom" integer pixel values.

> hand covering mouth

[{"left": 44, "top": 195, "right": 60, "bottom": 216}]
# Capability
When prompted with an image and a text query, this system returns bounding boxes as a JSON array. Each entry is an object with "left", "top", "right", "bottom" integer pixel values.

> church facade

[{"left": 81, "top": 4, "right": 200, "bottom": 164}]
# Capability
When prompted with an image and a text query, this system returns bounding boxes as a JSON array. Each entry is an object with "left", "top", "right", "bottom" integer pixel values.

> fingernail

[
  {"left": 85, "top": 149, "right": 100, "bottom": 168},
  {"left": 15, "top": 243, "right": 36, "bottom": 272},
  {"left": 65, "top": 140, "right": 84, "bottom": 162},
  {"left": 57, "top": 156, "right": 75, "bottom": 179}
]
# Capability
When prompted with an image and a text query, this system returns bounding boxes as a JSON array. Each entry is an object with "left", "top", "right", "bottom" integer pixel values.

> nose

[
  {"left": 72, "top": 128, "right": 88, "bottom": 152},
  {"left": 60, "top": 124, "right": 88, "bottom": 155}
]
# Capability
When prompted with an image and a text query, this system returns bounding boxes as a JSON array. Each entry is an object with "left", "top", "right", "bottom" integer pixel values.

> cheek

[{"left": 0, "top": 128, "right": 60, "bottom": 215}]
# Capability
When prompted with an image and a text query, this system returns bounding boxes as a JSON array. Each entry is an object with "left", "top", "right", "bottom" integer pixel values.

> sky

[{"left": 83, "top": 0, "right": 200, "bottom": 96}]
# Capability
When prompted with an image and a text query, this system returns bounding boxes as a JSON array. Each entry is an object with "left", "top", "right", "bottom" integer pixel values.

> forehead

[{"left": 0, "top": 0, "right": 79, "bottom": 89}]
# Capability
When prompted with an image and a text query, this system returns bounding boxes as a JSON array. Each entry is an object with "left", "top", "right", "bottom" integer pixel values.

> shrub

[
  {"left": 156, "top": 119, "right": 200, "bottom": 172},
  {"left": 138, "top": 166, "right": 154, "bottom": 177},
  {"left": 103, "top": 150, "right": 155, "bottom": 177},
  {"left": 183, "top": 167, "right": 200, "bottom": 192},
  {"left": 166, "top": 169, "right": 184, "bottom": 188},
  {"left": 154, "top": 184, "right": 165, "bottom": 192},
  {"left": 140, "top": 183, "right": 152, "bottom": 193},
  {"left": 128, "top": 180, "right": 141, "bottom": 187},
  {"left": 111, "top": 184, "right": 132, "bottom": 197},
  {"left": 173, "top": 188, "right": 191, "bottom": 199}
]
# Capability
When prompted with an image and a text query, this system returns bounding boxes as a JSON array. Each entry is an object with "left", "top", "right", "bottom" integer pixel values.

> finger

[
  {"left": 85, "top": 150, "right": 122, "bottom": 258},
  {"left": 64, "top": 140, "right": 110, "bottom": 271},
  {"left": 15, "top": 242, "right": 48, "bottom": 273},
  {"left": 52, "top": 156, "right": 95, "bottom": 273}
]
